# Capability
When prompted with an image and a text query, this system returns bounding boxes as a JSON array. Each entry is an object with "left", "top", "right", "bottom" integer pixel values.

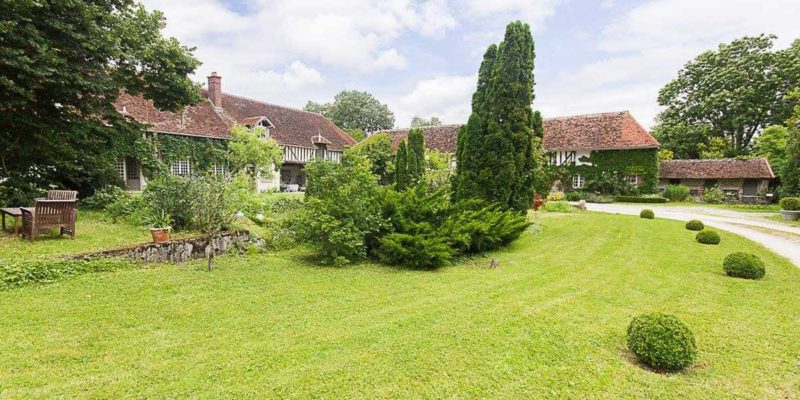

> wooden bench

[
  {"left": 21, "top": 200, "right": 77, "bottom": 241},
  {"left": 1, "top": 207, "right": 22, "bottom": 236}
]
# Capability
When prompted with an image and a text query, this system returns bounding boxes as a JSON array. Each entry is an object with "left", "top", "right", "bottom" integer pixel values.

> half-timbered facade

[{"left": 114, "top": 72, "right": 355, "bottom": 191}]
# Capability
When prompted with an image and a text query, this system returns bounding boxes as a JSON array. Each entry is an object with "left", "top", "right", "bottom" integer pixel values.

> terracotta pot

[{"left": 150, "top": 227, "right": 171, "bottom": 243}]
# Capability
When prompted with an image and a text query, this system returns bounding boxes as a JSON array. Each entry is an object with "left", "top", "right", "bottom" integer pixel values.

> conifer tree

[
  {"left": 532, "top": 111, "right": 544, "bottom": 138},
  {"left": 453, "top": 21, "right": 538, "bottom": 212},
  {"left": 407, "top": 128, "right": 426, "bottom": 184},
  {"left": 395, "top": 141, "right": 409, "bottom": 191}
]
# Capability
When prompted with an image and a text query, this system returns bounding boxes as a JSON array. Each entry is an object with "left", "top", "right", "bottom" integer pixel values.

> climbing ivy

[
  {"left": 545, "top": 149, "right": 659, "bottom": 195},
  {"left": 113, "top": 132, "right": 229, "bottom": 179}
]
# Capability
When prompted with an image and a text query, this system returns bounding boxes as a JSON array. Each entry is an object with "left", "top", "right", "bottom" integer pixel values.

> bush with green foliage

[
  {"left": 701, "top": 186, "right": 726, "bottom": 204},
  {"left": 685, "top": 220, "right": 704, "bottom": 231},
  {"left": 696, "top": 229, "right": 721, "bottom": 245},
  {"left": 547, "top": 192, "right": 565, "bottom": 201},
  {"left": 640, "top": 209, "right": 655, "bottom": 219},
  {"left": 106, "top": 193, "right": 146, "bottom": 225},
  {"left": 376, "top": 233, "right": 455, "bottom": 270},
  {"left": 586, "top": 193, "right": 614, "bottom": 203},
  {"left": 350, "top": 132, "right": 394, "bottom": 185},
  {"left": 543, "top": 201, "right": 571, "bottom": 213},
  {"left": 616, "top": 195, "right": 668, "bottom": 203},
  {"left": 295, "top": 153, "right": 384, "bottom": 264},
  {"left": 664, "top": 185, "right": 690, "bottom": 202},
  {"left": 723, "top": 252, "right": 766, "bottom": 279},
  {"left": 565, "top": 191, "right": 587, "bottom": 201},
  {"left": 626, "top": 313, "right": 697, "bottom": 372},
  {"left": 80, "top": 185, "right": 127, "bottom": 210},
  {"left": 141, "top": 175, "right": 195, "bottom": 230},
  {"left": 779, "top": 197, "right": 800, "bottom": 211}
]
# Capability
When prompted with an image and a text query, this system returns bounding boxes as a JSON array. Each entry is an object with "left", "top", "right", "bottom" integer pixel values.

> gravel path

[{"left": 584, "top": 203, "right": 800, "bottom": 267}]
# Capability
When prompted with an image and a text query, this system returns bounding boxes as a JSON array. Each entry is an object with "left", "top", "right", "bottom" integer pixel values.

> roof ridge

[
  {"left": 543, "top": 111, "right": 629, "bottom": 121},
  {"left": 378, "top": 124, "right": 462, "bottom": 133},
  {"left": 664, "top": 158, "right": 770, "bottom": 162},
  {"left": 219, "top": 91, "right": 325, "bottom": 117}
]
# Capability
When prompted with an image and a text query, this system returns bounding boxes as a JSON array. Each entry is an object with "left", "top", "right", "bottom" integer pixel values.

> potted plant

[
  {"left": 779, "top": 197, "right": 800, "bottom": 221},
  {"left": 145, "top": 210, "right": 173, "bottom": 243}
]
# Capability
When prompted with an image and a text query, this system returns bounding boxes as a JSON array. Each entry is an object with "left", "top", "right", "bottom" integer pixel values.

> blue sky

[{"left": 141, "top": 0, "right": 800, "bottom": 129}]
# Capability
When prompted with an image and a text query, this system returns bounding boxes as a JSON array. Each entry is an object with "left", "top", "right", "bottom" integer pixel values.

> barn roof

[{"left": 659, "top": 158, "right": 775, "bottom": 179}]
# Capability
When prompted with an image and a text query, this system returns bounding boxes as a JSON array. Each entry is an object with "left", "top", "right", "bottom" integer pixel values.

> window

[
  {"left": 627, "top": 175, "right": 639, "bottom": 185},
  {"left": 572, "top": 174, "right": 585, "bottom": 189},
  {"left": 115, "top": 159, "right": 126, "bottom": 180},
  {"left": 170, "top": 159, "right": 191, "bottom": 176},
  {"left": 212, "top": 163, "right": 226, "bottom": 177}
]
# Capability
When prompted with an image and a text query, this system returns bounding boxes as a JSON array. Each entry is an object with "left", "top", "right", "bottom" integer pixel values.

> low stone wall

[{"left": 74, "top": 231, "right": 251, "bottom": 264}]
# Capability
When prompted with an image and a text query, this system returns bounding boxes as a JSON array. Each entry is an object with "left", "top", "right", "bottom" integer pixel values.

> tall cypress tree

[
  {"left": 407, "top": 128, "right": 425, "bottom": 184},
  {"left": 453, "top": 21, "right": 537, "bottom": 213},
  {"left": 395, "top": 141, "right": 409, "bottom": 191},
  {"left": 532, "top": 111, "right": 544, "bottom": 138}
]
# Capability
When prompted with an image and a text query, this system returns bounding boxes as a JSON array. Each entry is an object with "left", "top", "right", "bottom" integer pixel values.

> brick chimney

[{"left": 207, "top": 71, "right": 222, "bottom": 109}]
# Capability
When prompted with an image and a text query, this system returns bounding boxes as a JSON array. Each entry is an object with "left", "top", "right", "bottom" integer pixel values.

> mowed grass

[{"left": 1, "top": 213, "right": 799, "bottom": 398}]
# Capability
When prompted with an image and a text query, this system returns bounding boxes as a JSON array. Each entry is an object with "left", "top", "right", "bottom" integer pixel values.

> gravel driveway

[{"left": 584, "top": 203, "right": 800, "bottom": 267}]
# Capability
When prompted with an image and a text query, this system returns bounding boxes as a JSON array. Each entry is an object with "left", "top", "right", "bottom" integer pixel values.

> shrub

[
  {"left": 142, "top": 175, "right": 195, "bottom": 230},
  {"left": 696, "top": 229, "right": 721, "bottom": 245},
  {"left": 640, "top": 209, "right": 655, "bottom": 219},
  {"left": 376, "top": 233, "right": 455, "bottom": 269},
  {"left": 106, "top": 193, "right": 146, "bottom": 225},
  {"left": 663, "top": 185, "right": 690, "bottom": 202},
  {"left": 779, "top": 197, "right": 800, "bottom": 211},
  {"left": 80, "top": 185, "right": 127, "bottom": 210},
  {"left": 546, "top": 191, "right": 565, "bottom": 201},
  {"left": 586, "top": 193, "right": 614, "bottom": 203},
  {"left": 685, "top": 220, "right": 704, "bottom": 231},
  {"left": 723, "top": 252, "right": 766, "bottom": 279},
  {"left": 294, "top": 153, "right": 384, "bottom": 264},
  {"left": 616, "top": 195, "right": 668, "bottom": 203},
  {"left": 626, "top": 313, "right": 696, "bottom": 372},
  {"left": 565, "top": 191, "right": 586, "bottom": 201},
  {"left": 701, "top": 186, "right": 725, "bottom": 204},
  {"left": 544, "top": 201, "right": 571, "bottom": 213}
]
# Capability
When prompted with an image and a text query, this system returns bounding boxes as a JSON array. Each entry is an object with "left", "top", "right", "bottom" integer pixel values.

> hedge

[{"left": 615, "top": 196, "right": 668, "bottom": 203}]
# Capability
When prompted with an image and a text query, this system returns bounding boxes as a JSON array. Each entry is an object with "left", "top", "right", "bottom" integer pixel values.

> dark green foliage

[
  {"left": 441, "top": 201, "right": 532, "bottom": 253},
  {"left": 685, "top": 220, "right": 705, "bottom": 231},
  {"left": 586, "top": 193, "right": 614, "bottom": 204},
  {"left": 696, "top": 229, "right": 721, "bottom": 245},
  {"left": 532, "top": 111, "right": 544, "bottom": 138},
  {"left": 303, "top": 90, "right": 395, "bottom": 132},
  {"left": 565, "top": 191, "right": 587, "bottom": 201},
  {"left": 395, "top": 142, "right": 409, "bottom": 191},
  {"left": 453, "top": 22, "right": 538, "bottom": 212},
  {"left": 701, "top": 186, "right": 726, "bottom": 204},
  {"left": 296, "top": 153, "right": 384, "bottom": 264},
  {"left": 142, "top": 175, "right": 195, "bottom": 230},
  {"left": 783, "top": 93, "right": 800, "bottom": 195},
  {"left": 780, "top": 197, "right": 800, "bottom": 211},
  {"left": 377, "top": 233, "right": 455, "bottom": 270},
  {"left": 723, "top": 252, "right": 766, "bottom": 280},
  {"left": 0, "top": 0, "right": 200, "bottom": 199},
  {"left": 351, "top": 133, "right": 395, "bottom": 184},
  {"left": 640, "top": 209, "right": 655, "bottom": 219},
  {"left": 626, "top": 313, "right": 697, "bottom": 372},
  {"left": 80, "top": 185, "right": 127, "bottom": 210},
  {"left": 1, "top": 258, "right": 136, "bottom": 289},
  {"left": 616, "top": 196, "right": 667, "bottom": 203},
  {"left": 664, "top": 185, "right": 691, "bottom": 202}
]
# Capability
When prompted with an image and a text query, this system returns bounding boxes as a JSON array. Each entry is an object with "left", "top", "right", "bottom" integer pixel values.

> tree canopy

[
  {"left": 0, "top": 0, "right": 201, "bottom": 202},
  {"left": 452, "top": 21, "right": 539, "bottom": 213},
  {"left": 654, "top": 35, "right": 800, "bottom": 158},
  {"left": 410, "top": 116, "right": 442, "bottom": 127},
  {"left": 304, "top": 90, "right": 395, "bottom": 133},
  {"left": 350, "top": 132, "right": 394, "bottom": 185},
  {"left": 395, "top": 128, "right": 425, "bottom": 191}
]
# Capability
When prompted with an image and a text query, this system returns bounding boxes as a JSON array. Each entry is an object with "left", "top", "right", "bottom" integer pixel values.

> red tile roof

[
  {"left": 659, "top": 159, "right": 775, "bottom": 179},
  {"left": 114, "top": 91, "right": 355, "bottom": 150},
  {"left": 542, "top": 111, "right": 659, "bottom": 151},
  {"left": 379, "top": 125, "right": 461, "bottom": 153},
  {"left": 378, "top": 111, "right": 659, "bottom": 154}
]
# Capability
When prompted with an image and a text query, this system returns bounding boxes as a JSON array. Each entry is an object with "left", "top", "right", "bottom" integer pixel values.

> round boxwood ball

[
  {"left": 685, "top": 220, "right": 704, "bottom": 231},
  {"left": 627, "top": 313, "right": 697, "bottom": 372},
  {"left": 723, "top": 252, "right": 765, "bottom": 280},
  {"left": 696, "top": 229, "right": 721, "bottom": 245},
  {"left": 640, "top": 209, "right": 655, "bottom": 219}
]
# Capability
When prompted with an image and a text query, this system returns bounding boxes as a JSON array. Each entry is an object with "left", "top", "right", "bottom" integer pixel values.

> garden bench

[
  {"left": 20, "top": 199, "right": 77, "bottom": 241},
  {"left": 1, "top": 207, "right": 22, "bottom": 236}
]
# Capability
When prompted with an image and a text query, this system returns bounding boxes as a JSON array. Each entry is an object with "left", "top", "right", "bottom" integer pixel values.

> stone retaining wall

[{"left": 74, "top": 231, "right": 251, "bottom": 264}]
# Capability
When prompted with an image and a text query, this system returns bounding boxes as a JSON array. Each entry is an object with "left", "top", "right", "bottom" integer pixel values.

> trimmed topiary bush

[
  {"left": 685, "top": 220, "right": 704, "bottom": 231},
  {"left": 696, "top": 229, "right": 721, "bottom": 245},
  {"left": 640, "top": 209, "right": 655, "bottom": 219},
  {"left": 780, "top": 197, "right": 800, "bottom": 211},
  {"left": 627, "top": 313, "right": 696, "bottom": 372},
  {"left": 723, "top": 252, "right": 766, "bottom": 280}
]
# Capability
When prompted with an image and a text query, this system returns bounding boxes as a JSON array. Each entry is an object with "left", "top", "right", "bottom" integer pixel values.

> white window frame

[
  {"left": 572, "top": 174, "right": 585, "bottom": 189},
  {"left": 171, "top": 159, "right": 191, "bottom": 177},
  {"left": 627, "top": 175, "right": 639, "bottom": 185},
  {"left": 213, "top": 163, "right": 226, "bottom": 177},
  {"left": 115, "top": 159, "right": 126, "bottom": 180}
]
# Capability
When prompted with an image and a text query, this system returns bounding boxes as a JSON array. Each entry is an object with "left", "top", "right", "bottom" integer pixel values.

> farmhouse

[
  {"left": 658, "top": 158, "right": 775, "bottom": 202},
  {"left": 380, "top": 111, "right": 660, "bottom": 193},
  {"left": 113, "top": 72, "right": 356, "bottom": 192}
]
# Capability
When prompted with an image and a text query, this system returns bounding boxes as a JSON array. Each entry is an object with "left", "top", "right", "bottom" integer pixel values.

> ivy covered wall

[
  {"left": 541, "top": 148, "right": 659, "bottom": 194},
  {"left": 114, "top": 132, "right": 229, "bottom": 178}
]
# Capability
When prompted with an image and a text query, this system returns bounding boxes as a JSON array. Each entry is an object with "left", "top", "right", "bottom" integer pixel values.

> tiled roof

[
  {"left": 659, "top": 159, "right": 775, "bottom": 179},
  {"left": 542, "top": 111, "right": 659, "bottom": 151},
  {"left": 378, "top": 125, "right": 461, "bottom": 153},
  {"left": 113, "top": 91, "right": 355, "bottom": 150}
]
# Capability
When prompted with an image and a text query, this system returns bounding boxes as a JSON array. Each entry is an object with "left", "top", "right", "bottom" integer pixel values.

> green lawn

[{"left": 1, "top": 213, "right": 799, "bottom": 398}]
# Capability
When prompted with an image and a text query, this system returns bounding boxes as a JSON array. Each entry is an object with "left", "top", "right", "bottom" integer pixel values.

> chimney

[{"left": 207, "top": 71, "right": 222, "bottom": 109}]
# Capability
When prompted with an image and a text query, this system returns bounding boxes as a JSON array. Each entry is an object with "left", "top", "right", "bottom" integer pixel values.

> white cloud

[
  {"left": 462, "top": 0, "right": 561, "bottom": 28},
  {"left": 390, "top": 74, "right": 476, "bottom": 127},
  {"left": 539, "top": 0, "right": 800, "bottom": 128}
]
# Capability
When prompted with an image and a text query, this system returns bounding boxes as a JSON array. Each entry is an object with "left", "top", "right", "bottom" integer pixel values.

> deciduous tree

[{"left": 303, "top": 90, "right": 395, "bottom": 133}]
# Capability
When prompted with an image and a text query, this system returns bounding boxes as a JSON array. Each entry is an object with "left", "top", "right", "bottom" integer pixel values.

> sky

[{"left": 140, "top": 0, "right": 800, "bottom": 130}]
